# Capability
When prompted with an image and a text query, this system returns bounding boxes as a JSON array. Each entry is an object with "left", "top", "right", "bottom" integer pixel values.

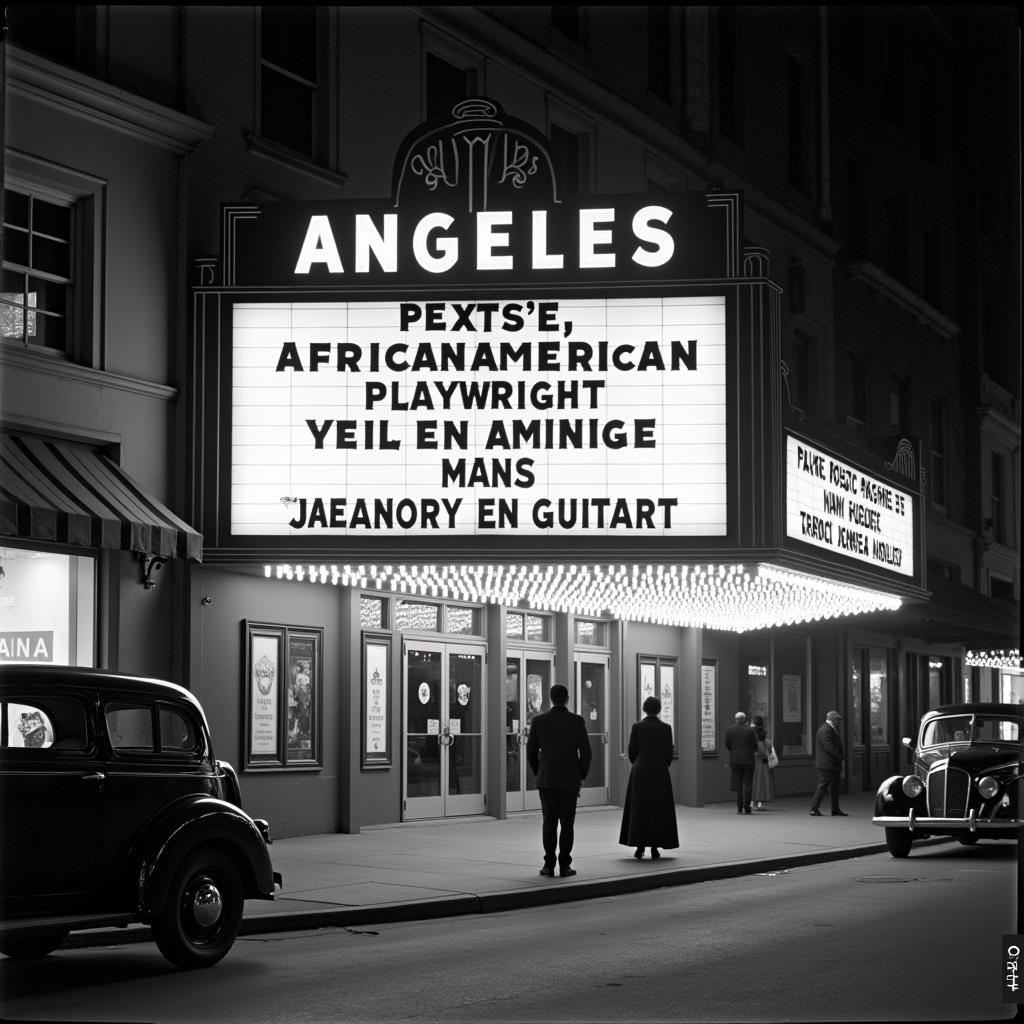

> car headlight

[
  {"left": 977, "top": 776, "right": 1000, "bottom": 799},
  {"left": 902, "top": 776, "right": 924, "bottom": 798}
]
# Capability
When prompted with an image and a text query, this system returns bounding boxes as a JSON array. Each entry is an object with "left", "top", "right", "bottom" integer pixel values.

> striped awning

[{"left": 0, "top": 433, "right": 202, "bottom": 561}]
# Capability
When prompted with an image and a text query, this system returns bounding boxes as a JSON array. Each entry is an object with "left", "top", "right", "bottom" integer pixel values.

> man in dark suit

[
  {"left": 724, "top": 711, "right": 757, "bottom": 814},
  {"left": 526, "top": 683, "right": 592, "bottom": 878},
  {"left": 810, "top": 710, "right": 847, "bottom": 816}
]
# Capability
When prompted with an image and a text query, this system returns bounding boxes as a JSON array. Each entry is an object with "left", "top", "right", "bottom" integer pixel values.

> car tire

[
  {"left": 884, "top": 827, "right": 914, "bottom": 858},
  {"left": 151, "top": 847, "right": 244, "bottom": 969},
  {"left": 0, "top": 930, "right": 70, "bottom": 959}
]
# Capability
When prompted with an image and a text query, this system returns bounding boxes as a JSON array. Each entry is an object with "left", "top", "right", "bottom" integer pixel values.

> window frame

[
  {"left": 2, "top": 155, "right": 102, "bottom": 365},
  {"left": 255, "top": 5, "right": 330, "bottom": 165}
]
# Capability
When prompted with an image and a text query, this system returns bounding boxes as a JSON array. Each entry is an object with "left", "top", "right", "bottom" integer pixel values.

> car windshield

[{"left": 921, "top": 714, "right": 1020, "bottom": 746}]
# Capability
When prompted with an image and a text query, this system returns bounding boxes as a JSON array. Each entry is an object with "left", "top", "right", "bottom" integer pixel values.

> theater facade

[{"left": 182, "top": 101, "right": 936, "bottom": 835}]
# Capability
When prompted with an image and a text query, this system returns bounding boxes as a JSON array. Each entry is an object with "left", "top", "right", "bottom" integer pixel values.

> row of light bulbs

[
  {"left": 263, "top": 561, "right": 902, "bottom": 632},
  {"left": 965, "top": 649, "right": 1022, "bottom": 670}
]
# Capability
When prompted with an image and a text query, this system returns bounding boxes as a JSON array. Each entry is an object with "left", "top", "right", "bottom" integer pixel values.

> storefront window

[
  {"left": 851, "top": 653, "right": 864, "bottom": 746},
  {"left": 869, "top": 651, "right": 888, "bottom": 743},
  {"left": 360, "top": 596, "right": 384, "bottom": 631},
  {"left": 1001, "top": 671, "right": 1024, "bottom": 705},
  {"left": 928, "top": 659, "right": 944, "bottom": 708},
  {"left": 0, "top": 548, "right": 94, "bottom": 666},
  {"left": 506, "top": 612, "right": 525, "bottom": 641},
  {"left": 776, "top": 632, "right": 811, "bottom": 756}
]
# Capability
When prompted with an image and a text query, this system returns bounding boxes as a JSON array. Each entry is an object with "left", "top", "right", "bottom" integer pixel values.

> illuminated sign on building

[
  {"left": 231, "top": 295, "right": 728, "bottom": 537},
  {"left": 786, "top": 434, "right": 914, "bottom": 576}
]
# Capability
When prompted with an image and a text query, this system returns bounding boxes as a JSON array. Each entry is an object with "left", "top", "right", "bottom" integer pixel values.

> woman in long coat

[{"left": 618, "top": 696, "right": 679, "bottom": 859}]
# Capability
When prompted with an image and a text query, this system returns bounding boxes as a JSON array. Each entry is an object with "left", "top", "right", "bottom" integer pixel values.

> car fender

[
  {"left": 874, "top": 775, "right": 908, "bottom": 816},
  {"left": 130, "top": 795, "right": 277, "bottom": 918}
]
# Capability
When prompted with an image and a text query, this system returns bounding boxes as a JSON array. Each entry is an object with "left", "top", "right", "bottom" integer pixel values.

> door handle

[{"left": 82, "top": 772, "right": 105, "bottom": 782}]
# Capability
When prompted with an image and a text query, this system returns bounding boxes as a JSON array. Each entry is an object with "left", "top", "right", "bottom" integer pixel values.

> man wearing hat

[
  {"left": 810, "top": 710, "right": 847, "bottom": 816},
  {"left": 724, "top": 711, "right": 758, "bottom": 815}
]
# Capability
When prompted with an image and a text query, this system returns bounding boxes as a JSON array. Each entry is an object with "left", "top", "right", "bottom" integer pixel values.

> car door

[
  {"left": 0, "top": 690, "right": 105, "bottom": 916},
  {"left": 97, "top": 697, "right": 217, "bottom": 876}
]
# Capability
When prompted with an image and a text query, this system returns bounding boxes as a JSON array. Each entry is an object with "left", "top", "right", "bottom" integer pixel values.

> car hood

[{"left": 944, "top": 745, "right": 1021, "bottom": 773}]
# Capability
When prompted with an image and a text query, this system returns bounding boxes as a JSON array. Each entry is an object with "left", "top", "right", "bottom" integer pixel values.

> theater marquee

[
  {"left": 786, "top": 434, "right": 915, "bottom": 576},
  {"left": 231, "top": 294, "right": 727, "bottom": 537}
]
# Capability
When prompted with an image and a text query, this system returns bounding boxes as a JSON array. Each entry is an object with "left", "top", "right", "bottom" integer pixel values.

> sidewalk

[{"left": 66, "top": 792, "right": 946, "bottom": 949}]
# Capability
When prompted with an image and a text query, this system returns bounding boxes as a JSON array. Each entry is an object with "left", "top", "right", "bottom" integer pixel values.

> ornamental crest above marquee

[{"left": 391, "top": 98, "right": 562, "bottom": 212}]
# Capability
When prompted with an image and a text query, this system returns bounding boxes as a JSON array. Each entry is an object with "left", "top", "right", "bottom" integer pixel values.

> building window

[
  {"left": 788, "top": 331, "right": 817, "bottom": 416},
  {"left": 884, "top": 190, "right": 908, "bottom": 283},
  {"left": 549, "top": 123, "right": 589, "bottom": 196},
  {"left": 844, "top": 350, "right": 868, "bottom": 428},
  {"left": 787, "top": 55, "right": 809, "bottom": 194},
  {"left": 922, "top": 224, "right": 942, "bottom": 308},
  {"left": 648, "top": 5, "right": 672, "bottom": 102},
  {"left": 259, "top": 5, "right": 320, "bottom": 159},
  {"left": 843, "top": 8, "right": 865, "bottom": 87},
  {"left": 882, "top": 35, "right": 903, "bottom": 129},
  {"left": 717, "top": 6, "right": 742, "bottom": 144},
  {"left": 888, "top": 374, "right": 910, "bottom": 434},
  {"left": 929, "top": 398, "right": 948, "bottom": 508},
  {"left": 845, "top": 155, "right": 867, "bottom": 258},
  {"left": 1, "top": 188, "right": 72, "bottom": 353},
  {"left": 920, "top": 58, "right": 940, "bottom": 163},
  {"left": 426, "top": 52, "right": 475, "bottom": 121},
  {"left": 990, "top": 452, "right": 1004, "bottom": 543}
]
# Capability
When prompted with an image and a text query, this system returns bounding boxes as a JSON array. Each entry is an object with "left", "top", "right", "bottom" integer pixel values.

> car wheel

[
  {"left": 0, "top": 930, "right": 70, "bottom": 959},
  {"left": 151, "top": 847, "right": 244, "bottom": 969},
  {"left": 957, "top": 835, "right": 980, "bottom": 846},
  {"left": 884, "top": 827, "right": 914, "bottom": 858}
]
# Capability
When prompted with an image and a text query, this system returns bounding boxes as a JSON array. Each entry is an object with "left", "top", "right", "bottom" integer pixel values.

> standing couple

[{"left": 526, "top": 685, "right": 679, "bottom": 878}]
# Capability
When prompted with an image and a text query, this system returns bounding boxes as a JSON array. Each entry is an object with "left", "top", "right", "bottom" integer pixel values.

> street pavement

[{"left": 64, "top": 791, "right": 948, "bottom": 949}]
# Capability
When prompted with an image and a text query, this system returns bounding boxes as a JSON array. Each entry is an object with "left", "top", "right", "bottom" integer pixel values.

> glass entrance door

[
  {"left": 575, "top": 654, "right": 608, "bottom": 806},
  {"left": 404, "top": 642, "right": 486, "bottom": 820},
  {"left": 504, "top": 652, "right": 554, "bottom": 813}
]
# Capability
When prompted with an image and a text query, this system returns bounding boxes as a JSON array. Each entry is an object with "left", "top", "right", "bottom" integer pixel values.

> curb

[{"left": 60, "top": 837, "right": 948, "bottom": 951}]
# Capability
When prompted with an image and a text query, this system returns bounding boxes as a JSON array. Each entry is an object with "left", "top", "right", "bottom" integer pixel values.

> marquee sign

[
  {"left": 231, "top": 294, "right": 727, "bottom": 538},
  {"left": 785, "top": 434, "right": 915, "bottom": 576}
]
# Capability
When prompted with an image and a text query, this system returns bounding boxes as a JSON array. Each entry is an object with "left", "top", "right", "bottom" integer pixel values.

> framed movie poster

[
  {"left": 638, "top": 655, "right": 678, "bottom": 757},
  {"left": 700, "top": 660, "right": 718, "bottom": 756},
  {"left": 244, "top": 620, "right": 323, "bottom": 770},
  {"left": 362, "top": 633, "right": 392, "bottom": 769}
]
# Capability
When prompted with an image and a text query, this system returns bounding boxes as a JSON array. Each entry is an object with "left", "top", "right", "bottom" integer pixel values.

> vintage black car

[
  {"left": 0, "top": 665, "right": 281, "bottom": 968},
  {"left": 873, "top": 702, "right": 1022, "bottom": 858}
]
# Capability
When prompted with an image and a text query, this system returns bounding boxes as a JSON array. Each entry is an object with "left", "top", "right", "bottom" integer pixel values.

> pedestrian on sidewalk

[
  {"left": 526, "top": 683, "right": 592, "bottom": 878},
  {"left": 619, "top": 696, "right": 679, "bottom": 860},
  {"left": 751, "top": 715, "right": 776, "bottom": 810},
  {"left": 810, "top": 710, "right": 847, "bottom": 816},
  {"left": 724, "top": 711, "right": 757, "bottom": 814}
]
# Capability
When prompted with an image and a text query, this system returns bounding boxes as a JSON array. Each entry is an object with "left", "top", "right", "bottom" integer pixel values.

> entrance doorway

[
  {"left": 575, "top": 654, "right": 609, "bottom": 805},
  {"left": 849, "top": 645, "right": 894, "bottom": 793},
  {"left": 404, "top": 642, "right": 486, "bottom": 819},
  {"left": 504, "top": 651, "right": 554, "bottom": 812}
]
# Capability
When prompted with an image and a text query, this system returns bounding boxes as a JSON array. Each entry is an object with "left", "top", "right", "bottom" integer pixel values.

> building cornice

[
  {"left": 0, "top": 345, "right": 178, "bottom": 403},
  {"left": 5, "top": 46, "right": 213, "bottom": 156}
]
